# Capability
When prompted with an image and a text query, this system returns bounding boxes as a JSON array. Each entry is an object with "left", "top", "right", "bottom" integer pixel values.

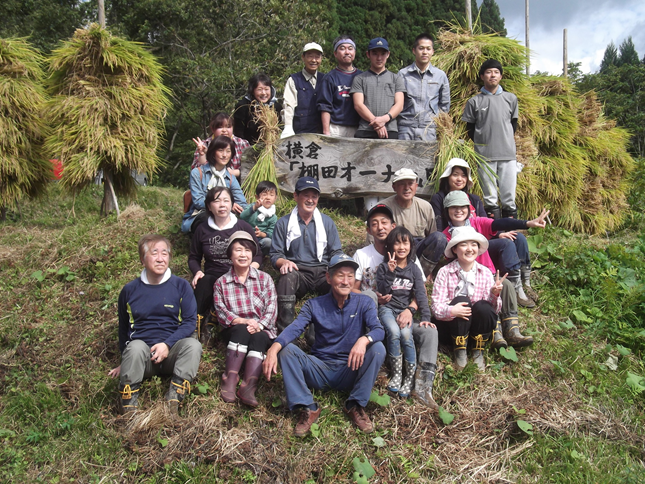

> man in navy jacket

[
  {"left": 108, "top": 234, "right": 202, "bottom": 415},
  {"left": 263, "top": 254, "right": 385, "bottom": 437}
]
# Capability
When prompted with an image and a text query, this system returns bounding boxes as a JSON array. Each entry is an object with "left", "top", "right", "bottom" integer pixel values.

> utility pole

[
  {"left": 98, "top": 0, "right": 105, "bottom": 28},
  {"left": 525, "top": 0, "right": 530, "bottom": 75},
  {"left": 563, "top": 29, "right": 568, "bottom": 77},
  {"left": 466, "top": 0, "right": 472, "bottom": 33}
]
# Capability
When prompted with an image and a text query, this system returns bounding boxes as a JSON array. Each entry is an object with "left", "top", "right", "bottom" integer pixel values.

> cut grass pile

[{"left": 0, "top": 185, "right": 643, "bottom": 482}]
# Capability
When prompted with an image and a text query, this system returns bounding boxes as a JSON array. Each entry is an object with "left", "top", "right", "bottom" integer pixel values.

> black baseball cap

[{"left": 366, "top": 203, "right": 394, "bottom": 222}]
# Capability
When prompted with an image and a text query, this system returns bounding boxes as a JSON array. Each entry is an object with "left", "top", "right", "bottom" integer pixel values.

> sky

[{"left": 492, "top": 0, "right": 645, "bottom": 74}]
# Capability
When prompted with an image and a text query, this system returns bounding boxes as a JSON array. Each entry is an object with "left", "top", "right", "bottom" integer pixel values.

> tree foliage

[
  {"left": 44, "top": 24, "right": 171, "bottom": 214},
  {"left": 479, "top": 0, "right": 506, "bottom": 36},
  {"left": 600, "top": 41, "right": 618, "bottom": 73},
  {"left": 617, "top": 36, "right": 640, "bottom": 67}
]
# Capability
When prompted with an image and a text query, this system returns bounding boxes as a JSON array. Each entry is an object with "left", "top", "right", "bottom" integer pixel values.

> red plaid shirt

[
  {"left": 213, "top": 267, "right": 278, "bottom": 339},
  {"left": 192, "top": 135, "right": 251, "bottom": 171},
  {"left": 431, "top": 260, "right": 501, "bottom": 320}
]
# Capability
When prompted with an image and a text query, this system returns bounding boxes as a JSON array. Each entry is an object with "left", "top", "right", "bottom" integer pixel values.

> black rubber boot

[
  {"left": 277, "top": 295, "right": 297, "bottom": 334},
  {"left": 166, "top": 376, "right": 191, "bottom": 415},
  {"left": 470, "top": 333, "right": 490, "bottom": 371},
  {"left": 485, "top": 206, "right": 502, "bottom": 220},
  {"left": 502, "top": 208, "right": 518, "bottom": 219},
  {"left": 502, "top": 318, "right": 534, "bottom": 347},
  {"left": 118, "top": 382, "right": 141, "bottom": 414},
  {"left": 490, "top": 320, "right": 508, "bottom": 349},
  {"left": 412, "top": 362, "right": 439, "bottom": 410},
  {"left": 452, "top": 335, "right": 468, "bottom": 370}
]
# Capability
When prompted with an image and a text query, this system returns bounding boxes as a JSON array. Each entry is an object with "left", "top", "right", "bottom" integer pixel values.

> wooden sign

[{"left": 241, "top": 134, "right": 437, "bottom": 199}]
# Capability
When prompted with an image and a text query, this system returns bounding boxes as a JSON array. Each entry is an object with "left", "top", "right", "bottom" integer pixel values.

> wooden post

[
  {"left": 525, "top": 0, "right": 530, "bottom": 76},
  {"left": 466, "top": 0, "right": 472, "bottom": 33},
  {"left": 563, "top": 29, "right": 568, "bottom": 77},
  {"left": 98, "top": 0, "right": 105, "bottom": 28}
]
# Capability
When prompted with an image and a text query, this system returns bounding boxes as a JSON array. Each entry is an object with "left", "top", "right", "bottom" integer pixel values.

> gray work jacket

[{"left": 397, "top": 63, "right": 450, "bottom": 128}]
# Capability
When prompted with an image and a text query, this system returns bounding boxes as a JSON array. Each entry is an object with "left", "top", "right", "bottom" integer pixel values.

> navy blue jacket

[{"left": 292, "top": 71, "right": 324, "bottom": 133}]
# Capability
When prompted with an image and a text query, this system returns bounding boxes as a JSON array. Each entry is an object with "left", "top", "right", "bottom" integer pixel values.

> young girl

[
  {"left": 442, "top": 190, "right": 549, "bottom": 348},
  {"left": 431, "top": 226, "right": 504, "bottom": 371},
  {"left": 376, "top": 226, "right": 435, "bottom": 400}
]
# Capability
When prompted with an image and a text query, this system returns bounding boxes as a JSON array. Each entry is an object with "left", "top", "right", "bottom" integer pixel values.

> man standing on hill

[
  {"left": 108, "top": 234, "right": 202, "bottom": 415},
  {"left": 398, "top": 33, "right": 450, "bottom": 142},
  {"left": 317, "top": 36, "right": 363, "bottom": 138},
  {"left": 350, "top": 37, "right": 406, "bottom": 140},
  {"left": 381, "top": 168, "right": 447, "bottom": 280},
  {"left": 282, "top": 42, "right": 325, "bottom": 138},
  {"left": 263, "top": 253, "right": 386, "bottom": 437},
  {"left": 270, "top": 177, "right": 343, "bottom": 343},
  {"left": 462, "top": 59, "right": 519, "bottom": 219}
]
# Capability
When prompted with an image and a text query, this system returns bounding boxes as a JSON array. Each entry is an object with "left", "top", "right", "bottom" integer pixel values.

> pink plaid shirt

[
  {"left": 192, "top": 135, "right": 251, "bottom": 171},
  {"left": 431, "top": 260, "right": 501, "bottom": 321},
  {"left": 213, "top": 267, "right": 278, "bottom": 339}
]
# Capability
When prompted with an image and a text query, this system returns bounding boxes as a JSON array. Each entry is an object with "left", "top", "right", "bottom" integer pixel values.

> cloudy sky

[{"left": 492, "top": 0, "right": 645, "bottom": 74}]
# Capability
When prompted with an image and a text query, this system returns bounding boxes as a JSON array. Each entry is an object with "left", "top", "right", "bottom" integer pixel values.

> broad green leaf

[
  {"left": 31, "top": 270, "right": 45, "bottom": 282},
  {"left": 616, "top": 344, "right": 631, "bottom": 356},
  {"left": 517, "top": 420, "right": 533, "bottom": 435},
  {"left": 571, "top": 310, "right": 591, "bottom": 323},
  {"left": 369, "top": 391, "right": 390, "bottom": 407},
  {"left": 580, "top": 369, "right": 593, "bottom": 380},
  {"left": 558, "top": 319, "right": 576, "bottom": 330},
  {"left": 626, "top": 372, "right": 645, "bottom": 394},
  {"left": 158, "top": 437, "right": 168, "bottom": 448},
  {"left": 352, "top": 457, "right": 375, "bottom": 483},
  {"left": 512, "top": 405, "right": 526, "bottom": 415},
  {"left": 372, "top": 436, "right": 386, "bottom": 448},
  {"left": 527, "top": 235, "right": 544, "bottom": 253},
  {"left": 637, "top": 330, "right": 645, "bottom": 339},
  {"left": 57, "top": 266, "right": 70, "bottom": 275},
  {"left": 570, "top": 450, "right": 583, "bottom": 460},
  {"left": 438, "top": 406, "right": 454, "bottom": 425},
  {"left": 272, "top": 397, "right": 282, "bottom": 408},
  {"left": 310, "top": 423, "right": 320, "bottom": 438},
  {"left": 499, "top": 346, "right": 518, "bottom": 362}
]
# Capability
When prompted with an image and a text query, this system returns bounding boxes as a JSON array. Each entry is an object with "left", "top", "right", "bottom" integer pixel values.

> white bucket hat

[
  {"left": 439, "top": 158, "right": 474, "bottom": 190},
  {"left": 444, "top": 226, "right": 489, "bottom": 259}
]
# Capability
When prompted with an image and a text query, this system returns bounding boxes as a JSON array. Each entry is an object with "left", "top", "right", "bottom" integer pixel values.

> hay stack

[
  {"left": 0, "top": 38, "right": 52, "bottom": 217},
  {"left": 433, "top": 25, "right": 635, "bottom": 234}
]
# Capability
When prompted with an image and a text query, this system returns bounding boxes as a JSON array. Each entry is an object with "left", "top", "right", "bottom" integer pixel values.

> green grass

[{"left": 0, "top": 183, "right": 643, "bottom": 482}]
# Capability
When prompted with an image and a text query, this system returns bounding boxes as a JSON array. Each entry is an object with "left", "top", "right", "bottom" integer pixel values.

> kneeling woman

[
  {"left": 431, "top": 227, "right": 503, "bottom": 371},
  {"left": 214, "top": 231, "right": 277, "bottom": 406}
]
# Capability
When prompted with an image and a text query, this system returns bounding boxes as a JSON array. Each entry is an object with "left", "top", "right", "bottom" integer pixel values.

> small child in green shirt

[{"left": 239, "top": 181, "right": 278, "bottom": 256}]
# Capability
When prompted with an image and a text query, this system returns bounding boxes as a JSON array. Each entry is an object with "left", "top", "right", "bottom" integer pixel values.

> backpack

[{"left": 183, "top": 166, "right": 203, "bottom": 213}]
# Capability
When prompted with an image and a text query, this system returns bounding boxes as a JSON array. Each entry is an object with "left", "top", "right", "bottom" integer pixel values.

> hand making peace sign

[
  {"left": 387, "top": 252, "right": 397, "bottom": 272},
  {"left": 192, "top": 137, "right": 208, "bottom": 155},
  {"left": 491, "top": 270, "right": 507, "bottom": 297},
  {"left": 527, "top": 208, "right": 550, "bottom": 229}
]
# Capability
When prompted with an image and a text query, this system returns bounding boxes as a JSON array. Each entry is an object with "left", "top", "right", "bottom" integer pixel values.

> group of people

[{"left": 109, "top": 33, "right": 548, "bottom": 438}]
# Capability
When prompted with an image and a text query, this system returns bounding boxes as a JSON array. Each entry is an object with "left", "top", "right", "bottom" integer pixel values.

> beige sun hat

[
  {"left": 444, "top": 226, "right": 489, "bottom": 258},
  {"left": 438, "top": 158, "right": 474, "bottom": 190},
  {"left": 391, "top": 168, "right": 418, "bottom": 184},
  {"left": 226, "top": 230, "right": 259, "bottom": 255}
]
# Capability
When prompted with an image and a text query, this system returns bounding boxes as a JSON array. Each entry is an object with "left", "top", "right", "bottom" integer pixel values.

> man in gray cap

[
  {"left": 263, "top": 253, "right": 385, "bottom": 437},
  {"left": 382, "top": 168, "right": 447, "bottom": 280},
  {"left": 282, "top": 42, "right": 325, "bottom": 137}
]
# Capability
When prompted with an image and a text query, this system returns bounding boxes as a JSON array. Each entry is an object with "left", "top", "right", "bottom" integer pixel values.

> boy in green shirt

[{"left": 239, "top": 181, "right": 278, "bottom": 256}]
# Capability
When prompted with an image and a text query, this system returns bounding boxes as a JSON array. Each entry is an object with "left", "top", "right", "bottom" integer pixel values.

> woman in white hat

[
  {"left": 430, "top": 226, "right": 504, "bottom": 370},
  {"left": 213, "top": 231, "right": 278, "bottom": 407}
]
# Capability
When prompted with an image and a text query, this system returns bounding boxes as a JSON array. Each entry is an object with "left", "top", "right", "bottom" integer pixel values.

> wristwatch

[
  {"left": 386, "top": 112, "right": 393, "bottom": 121},
  {"left": 365, "top": 335, "right": 374, "bottom": 343},
  {"left": 406, "top": 306, "right": 416, "bottom": 314}
]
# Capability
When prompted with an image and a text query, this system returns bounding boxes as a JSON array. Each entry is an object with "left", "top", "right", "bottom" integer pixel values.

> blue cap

[
  {"left": 328, "top": 253, "right": 359, "bottom": 272},
  {"left": 367, "top": 37, "right": 389, "bottom": 52},
  {"left": 295, "top": 176, "right": 320, "bottom": 193}
]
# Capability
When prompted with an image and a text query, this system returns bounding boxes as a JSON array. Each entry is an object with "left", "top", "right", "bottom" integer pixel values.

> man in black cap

[{"left": 270, "top": 177, "right": 343, "bottom": 339}]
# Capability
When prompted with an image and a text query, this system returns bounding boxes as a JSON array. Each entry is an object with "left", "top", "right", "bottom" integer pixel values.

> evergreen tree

[
  {"left": 600, "top": 41, "right": 618, "bottom": 72},
  {"left": 617, "top": 36, "right": 640, "bottom": 66},
  {"left": 479, "top": 0, "right": 507, "bottom": 36}
]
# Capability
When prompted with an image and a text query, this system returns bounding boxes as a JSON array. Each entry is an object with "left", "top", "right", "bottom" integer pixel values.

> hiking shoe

[
  {"left": 294, "top": 406, "right": 321, "bottom": 437},
  {"left": 343, "top": 405, "right": 374, "bottom": 433}
]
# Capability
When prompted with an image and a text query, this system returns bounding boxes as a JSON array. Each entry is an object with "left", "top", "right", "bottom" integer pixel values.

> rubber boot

[
  {"left": 521, "top": 264, "right": 539, "bottom": 302},
  {"left": 118, "top": 382, "right": 140, "bottom": 414},
  {"left": 277, "top": 295, "right": 296, "bottom": 334},
  {"left": 305, "top": 323, "right": 316, "bottom": 348},
  {"left": 490, "top": 320, "right": 508, "bottom": 349},
  {"left": 399, "top": 360, "right": 417, "bottom": 398},
  {"left": 452, "top": 335, "right": 468, "bottom": 370},
  {"left": 485, "top": 206, "right": 502, "bottom": 220},
  {"left": 502, "top": 208, "right": 518, "bottom": 219},
  {"left": 470, "top": 333, "right": 490, "bottom": 371},
  {"left": 419, "top": 255, "right": 437, "bottom": 281},
  {"left": 412, "top": 362, "right": 439, "bottom": 410},
  {"left": 166, "top": 376, "right": 191, "bottom": 415},
  {"left": 508, "top": 270, "right": 535, "bottom": 308},
  {"left": 237, "top": 352, "right": 263, "bottom": 407},
  {"left": 387, "top": 355, "right": 403, "bottom": 393},
  {"left": 221, "top": 342, "right": 247, "bottom": 403},
  {"left": 502, "top": 318, "right": 534, "bottom": 347}
]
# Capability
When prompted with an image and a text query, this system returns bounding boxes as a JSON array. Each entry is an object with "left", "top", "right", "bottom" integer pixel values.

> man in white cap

[
  {"left": 282, "top": 42, "right": 325, "bottom": 137},
  {"left": 381, "top": 168, "right": 447, "bottom": 280}
]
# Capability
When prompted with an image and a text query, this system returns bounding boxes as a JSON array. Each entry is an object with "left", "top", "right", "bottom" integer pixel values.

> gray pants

[
  {"left": 500, "top": 278, "right": 518, "bottom": 320},
  {"left": 398, "top": 125, "right": 437, "bottom": 143},
  {"left": 478, "top": 159, "right": 517, "bottom": 211},
  {"left": 412, "top": 322, "right": 438, "bottom": 365},
  {"left": 120, "top": 338, "right": 202, "bottom": 386}
]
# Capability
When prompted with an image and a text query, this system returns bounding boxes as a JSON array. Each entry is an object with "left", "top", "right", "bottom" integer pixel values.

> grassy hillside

[{"left": 0, "top": 184, "right": 643, "bottom": 483}]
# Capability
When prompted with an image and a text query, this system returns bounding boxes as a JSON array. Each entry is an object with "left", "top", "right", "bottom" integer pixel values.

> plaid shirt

[
  {"left": 191, "top": 135, "right": 251, "bottom": 171},
  {"left": 213, "top": 267, "right": 278, "bottom": 339},
  {"left": 431, "top": 260, "right": 501, "bottom": 321}
]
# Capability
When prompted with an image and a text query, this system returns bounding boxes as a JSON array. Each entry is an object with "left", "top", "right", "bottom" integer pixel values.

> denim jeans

[
  {"left": 378, "top": 306, "right": 416, "bottom": 365},
  {"left": 278, "top": 342, "right": 386, "bottom": 410}
]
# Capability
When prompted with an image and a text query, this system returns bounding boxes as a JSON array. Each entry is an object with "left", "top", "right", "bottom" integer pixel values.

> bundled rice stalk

[
  {"left": 44, "top": 24, "right": 171, "bottom": 216},
  {"left": 433, "top": 22, "right": 635, "bottom": 234},
  {"left": 0, "top": 38, "right": 52, "bottom": 219},
  {"left": 242, "top": 102, "right": 284, "bottom": 204}
]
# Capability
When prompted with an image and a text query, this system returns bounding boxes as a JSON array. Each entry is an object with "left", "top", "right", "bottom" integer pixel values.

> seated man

[
  {"left": 270, "top": 176, "right": 342, "bottom": 340},
  {"left": 263, "top": 254, "right": 386, "bottom": 437},
  {"left": 353, "top": 204, "right": 439, "bottom": 409},
  {"left": 108, "top": 234, "right": 202, "bottom": 415}
]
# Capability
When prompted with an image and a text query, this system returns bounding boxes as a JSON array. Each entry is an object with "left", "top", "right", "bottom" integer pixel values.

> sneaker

[
  {"left": 294, "top": 406, "right": 321, "bottom": 437},
  {"left": 343, "top": 405, "right": 374, "bottom": 433}
]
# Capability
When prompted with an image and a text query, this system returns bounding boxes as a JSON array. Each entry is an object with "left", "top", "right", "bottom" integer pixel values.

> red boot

[
  {"left": 237, "top": 353, "right": 263, "bottom": 407},
  {"left": 221, "top": 343, "right": 246, "bottom": 403}
]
